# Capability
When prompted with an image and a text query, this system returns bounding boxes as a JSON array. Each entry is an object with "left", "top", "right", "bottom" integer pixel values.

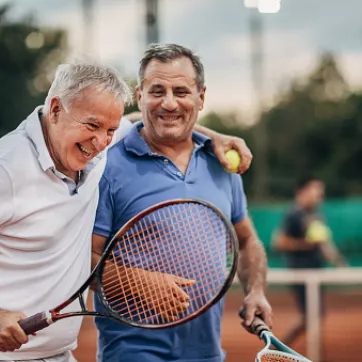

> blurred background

[{"left": 1, "top": 0, "right": 361, "bottom": 361}]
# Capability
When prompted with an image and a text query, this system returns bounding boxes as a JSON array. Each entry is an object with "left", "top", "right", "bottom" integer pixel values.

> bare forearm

[
  {"left": 274, "top": 234, "right": 315, "bottom": 252},
  {"left": 193, "top": 124, "right": 216, "bottom": 138},
  {"left": 319, "top": 242, "right": 346, "bottom": 266},
  {"left": 237, "top": 237, "right": 267, "bottom": 295}
]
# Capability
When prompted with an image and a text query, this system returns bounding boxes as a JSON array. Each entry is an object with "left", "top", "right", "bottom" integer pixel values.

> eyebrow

[
  {"left": 149, "top": 84, "right": 192, "bottom": 91},
  {"left": 83, "top": 116, "right": 119, "bottom": 130},
  {"left": 149, "top": 84, "right": 164, "bottom": 90},
  {"left": 84, "top": 115, "right": 102, "bottom": 124}
]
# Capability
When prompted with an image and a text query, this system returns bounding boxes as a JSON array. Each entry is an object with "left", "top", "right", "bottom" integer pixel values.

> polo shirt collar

[
  {"left": 25, "top": 106, "right": 55, "bottom": 172},
  {"left": 124, "top": 121, "right": 213, "bottom": 155}
]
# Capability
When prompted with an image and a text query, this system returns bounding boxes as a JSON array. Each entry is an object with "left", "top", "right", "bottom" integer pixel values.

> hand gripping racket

[
  {"left": 19, "top": 198, "right": 238, "bottom": 335},
  {"left": 239, "top": 310, "right": 312, "bottom": 362}
]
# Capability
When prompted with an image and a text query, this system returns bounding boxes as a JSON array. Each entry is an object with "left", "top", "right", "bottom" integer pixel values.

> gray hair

[
  {"left": 138, "top": 43, "right": 205, "bottom": 91},
  {"left": 43, "top": 61, "right": 133, "bottom": 113}
]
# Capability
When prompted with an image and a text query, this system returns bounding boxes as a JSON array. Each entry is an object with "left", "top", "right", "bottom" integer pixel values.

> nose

[
  {"left": 161, "top": 93, "right": 178, "bottom": 112},
  {"left": 92, "top": 131, "right": 110, "bottom": 151}
]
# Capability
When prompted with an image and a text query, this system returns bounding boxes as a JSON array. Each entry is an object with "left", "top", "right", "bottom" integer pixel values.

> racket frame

[
  {"left": 239, "top": 310, "right": 312, "bottom": 362},
  {"left": 95, "top": 198, "right": 239, "bottom": 328},
  {"left": 256, "top": 331, "right": 312, "bottom": 362}
]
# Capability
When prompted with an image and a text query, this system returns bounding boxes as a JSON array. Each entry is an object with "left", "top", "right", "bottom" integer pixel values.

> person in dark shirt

[{"left": 273, "top": 175, "right": 346, "bottom": 346}]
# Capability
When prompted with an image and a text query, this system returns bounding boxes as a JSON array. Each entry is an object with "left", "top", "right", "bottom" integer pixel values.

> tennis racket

[
  {"left": 239, "top": 309, "right": 312, "bottom": 362},
  {"left": 19, "top": 198, "right": 238, "bottom": 335}
]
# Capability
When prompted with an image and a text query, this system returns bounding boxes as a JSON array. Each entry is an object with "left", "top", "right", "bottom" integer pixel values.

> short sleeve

[
  {"left": 231, "top": 174, "right": 248, "bottom": 225},
  {"left": 93, "top": 175, "right": 114, "bottom": 238},
  {"left": 0, "top": 164, "right": 15, "bottom": 225},
  {"left": 282, "top": 209, "right": 304, "bottom": 238},
  {"left": 110, "top": 117, "right": 133, "bottom": 146}
]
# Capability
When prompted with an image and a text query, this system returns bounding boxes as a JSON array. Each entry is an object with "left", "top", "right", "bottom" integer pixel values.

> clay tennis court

[{"left": 74, "top": 289, "right": 362, "bottom": 362}]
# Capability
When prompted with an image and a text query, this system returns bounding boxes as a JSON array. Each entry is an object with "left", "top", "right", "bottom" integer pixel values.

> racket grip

[
  {"left": 239, "top": 308, "right": 270, "bottom": 336},
  {"left": 18, "top": 312, "right": 51, "bottom": 335}
]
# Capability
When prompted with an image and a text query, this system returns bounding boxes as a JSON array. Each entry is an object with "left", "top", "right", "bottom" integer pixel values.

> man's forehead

[{"left": 143, "top": 57, "right": 197, "bottom": 86}]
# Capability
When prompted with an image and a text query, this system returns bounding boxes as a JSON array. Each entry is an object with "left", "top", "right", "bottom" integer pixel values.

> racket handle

[
  {"left": 239, "top": 308, "right": 270, "bottom": 336},
  {"left": 18, "top": 312, "right": 51, "bottom": 335}
]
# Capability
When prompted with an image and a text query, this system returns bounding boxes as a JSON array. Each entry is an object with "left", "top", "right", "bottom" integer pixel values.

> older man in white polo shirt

[{"left": 0, "top": 60, "right": 252, "bottom": 362}]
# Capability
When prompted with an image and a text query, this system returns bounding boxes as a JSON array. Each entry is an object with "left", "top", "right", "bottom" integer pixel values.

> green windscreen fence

[{"left": 249, "top": 198, "right": 362, "bottom": 267}]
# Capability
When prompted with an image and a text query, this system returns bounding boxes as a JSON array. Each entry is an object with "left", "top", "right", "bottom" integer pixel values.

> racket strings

[
  {"left": 258, "top": 351, "right": 309, "bottom": 362},
  {"left": 100, "top": 202, "right": 233, "bottom": 325},
  {"left": 103, "top": 222, "right": 229, "bottom": 319}
]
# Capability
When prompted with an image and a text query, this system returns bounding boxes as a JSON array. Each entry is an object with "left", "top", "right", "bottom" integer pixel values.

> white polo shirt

[{"left": 0, "top": 107, "right": 132, "bottom": 360}]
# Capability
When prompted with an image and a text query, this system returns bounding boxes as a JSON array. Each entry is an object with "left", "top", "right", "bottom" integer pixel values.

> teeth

[
  {"left": 77, "top": 143, "right": 91, "bottom": 157},
  {"left": 160, "top": 116, "right": 179, "bottom": 121}
]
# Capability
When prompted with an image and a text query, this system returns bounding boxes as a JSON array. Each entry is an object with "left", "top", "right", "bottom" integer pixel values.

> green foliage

[{"left": 0, "top": 4, "right": 67, "bottom": 136}]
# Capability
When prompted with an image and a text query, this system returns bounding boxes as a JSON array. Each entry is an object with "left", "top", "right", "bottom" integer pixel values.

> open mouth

[
  {"left": 77, "top": 143, "right": 92, "bottom": 159},
  {"left": 159, "top": 115, "right": 182, "bottom": 122}
]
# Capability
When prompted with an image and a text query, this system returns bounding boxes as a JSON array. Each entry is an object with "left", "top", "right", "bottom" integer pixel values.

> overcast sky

[{"left": 3, "top": 0, "right": 362, "bottom": 121}]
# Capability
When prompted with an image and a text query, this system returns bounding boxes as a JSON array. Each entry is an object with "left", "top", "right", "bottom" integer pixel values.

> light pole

[
  {"left": 82, "top": 0, "right": 95, "bottom": 54},
  {"left": 244, "top": 0, "right": 282, "bottom": 200},
  {"left": 249, "top": 8, "right": 268, "bottom": 200},
  {"left": 145, "top": 0, "right": 159, "bottom": 45}
]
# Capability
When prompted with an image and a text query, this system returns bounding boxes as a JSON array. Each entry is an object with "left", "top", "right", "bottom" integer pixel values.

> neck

[
  {"left": 141, "top": 128, "right": 194, "bottom": 158},
  {"left": 140, "top": 128, "right": 195, "bottom": 174}
]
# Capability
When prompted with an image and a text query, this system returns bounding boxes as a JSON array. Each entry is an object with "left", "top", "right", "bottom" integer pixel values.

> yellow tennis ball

[
  {"left": 306, "top": 221, "right": 331, "bottom": 244},
  {"left": 225, "top": 149, "right": 241, "bottom": 173}
]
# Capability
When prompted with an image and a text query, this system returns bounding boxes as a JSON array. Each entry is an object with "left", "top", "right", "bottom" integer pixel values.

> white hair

[{"left": 43, "top": 60, "right": 133, "bottom": 114}]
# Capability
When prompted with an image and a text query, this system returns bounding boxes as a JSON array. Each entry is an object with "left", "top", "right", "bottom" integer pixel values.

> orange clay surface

[{"left": 74, "top": 289, "right": 362, "bottom": 362}]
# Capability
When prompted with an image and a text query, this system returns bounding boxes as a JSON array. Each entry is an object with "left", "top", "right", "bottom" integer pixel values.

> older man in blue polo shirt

[{"left": 92, "top": 43, "right": 272, "bottom": 362}]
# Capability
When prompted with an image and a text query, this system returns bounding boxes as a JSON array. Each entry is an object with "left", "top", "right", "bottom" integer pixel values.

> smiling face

[
  {"left": 45, "top": 86, "right": 124, "bottom": 178},
  {"left": 136, "top": 57, "right": 205, "bottom": 145}
]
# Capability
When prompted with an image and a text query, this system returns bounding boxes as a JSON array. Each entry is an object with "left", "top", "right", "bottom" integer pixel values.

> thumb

[
  {"left": 215, "top": 150, "right": 231, "bottom": 170},
  {"left": 244, "top": 306, "right": 256, "bottom": 327},
  {"left": 173, "top": 275, "right": 196, "bottom": 287}
]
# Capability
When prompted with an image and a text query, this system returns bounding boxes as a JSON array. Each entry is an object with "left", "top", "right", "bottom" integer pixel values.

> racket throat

[{"left": 47, "top": 310, "right": 56, "bottom": 324}]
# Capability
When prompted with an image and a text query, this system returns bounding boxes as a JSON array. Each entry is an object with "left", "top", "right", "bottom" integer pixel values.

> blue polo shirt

[{"left": 93, "top": 122, "right": 247, "bottom": 362}]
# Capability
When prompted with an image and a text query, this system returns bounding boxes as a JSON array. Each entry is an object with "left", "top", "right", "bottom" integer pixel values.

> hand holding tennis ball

[{"left": 224, "top": 149, "right": 241, "bottom": 173}]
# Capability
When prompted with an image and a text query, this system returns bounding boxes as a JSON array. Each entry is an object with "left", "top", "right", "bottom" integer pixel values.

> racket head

[
  {"left": 256, "top": 349, "right": 311, "bottom": 362},
  {"left": 258, "top": 332, "right": 312, "bottom": 362},
  {"left": 96, "top": 198, "right": 238, "bottom": 329},
  {"left": 239, "top": 310, "right": 312, "bottom": 362}
]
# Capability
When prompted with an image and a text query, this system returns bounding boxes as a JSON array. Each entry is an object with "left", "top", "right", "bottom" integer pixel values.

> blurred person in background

[
  {"left": 92, "top": 43, "right": 273, "bottom": 362},
  {"left": 0, "top": 58, "right": 253, "bottom": 361},
  {"left": 273, "top": 175, "right": 347, "bottom": 346}
]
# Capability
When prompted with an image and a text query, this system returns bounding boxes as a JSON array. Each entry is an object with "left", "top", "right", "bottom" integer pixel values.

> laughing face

[
  {"left": 136, "top": 57, "right": 205, "bottom": 145},
  {"left": 45, "top": 86, "right": 124, "bottom": 179}
]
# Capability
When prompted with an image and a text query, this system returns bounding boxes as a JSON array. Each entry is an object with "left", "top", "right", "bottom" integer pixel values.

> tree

[{"left": 0, "top": 4, "right": 68, "bottom": 136}]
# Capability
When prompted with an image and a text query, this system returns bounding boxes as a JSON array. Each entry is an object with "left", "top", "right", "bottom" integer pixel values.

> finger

[
  {"left": 167, "top": 297, "right": 190, "bottom": 313},
  {"left": 1, "top": 332, "right": 21, "bottom": 351},
  {"left": 241, "top": 320, "right": 253, "bottom": 334},
  {"left": 261, "top": 309, "right": 273, "bottom": 329},
  {"left": 172, "top": 284, "right": 192, "bottom": 304},
  {"left": 231, "top": 140, "right": 253, "bottom": 161},
  {"left": 214, "top": 149, "right": 231, "bottom": 171},
  {"left": 173, "top": 276, "right": 196, "bottom": 288},
  {"left": 174, "top": 301, "right": 190, "bottom": 314},
  {"left": 244, "top": 306, "right": 256, "bottom": 327},
  {"left": 11, "top": 325, "right": 29, "bottom": 345},
  {"left": 237, "top": 156, "right": 252, "bottom": 174}
]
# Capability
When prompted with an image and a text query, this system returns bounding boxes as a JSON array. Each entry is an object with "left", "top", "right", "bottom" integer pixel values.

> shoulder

[
  {"left": 0, "top": 124, "right": 36, "bottom": 175},
  {"left": 284, "top": 206, "right": 304, "bottom": 223}
]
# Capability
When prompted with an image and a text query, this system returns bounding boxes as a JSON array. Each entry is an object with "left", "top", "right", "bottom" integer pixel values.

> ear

[
  {"left": 135, "top": 85, "right": 142, "bottom": 112},
  {"left": 198, "top": 86, "right": 206, "bottom": 111},
  {"left": 49, "top": 97, "right": 62, "bottom": 124}
]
